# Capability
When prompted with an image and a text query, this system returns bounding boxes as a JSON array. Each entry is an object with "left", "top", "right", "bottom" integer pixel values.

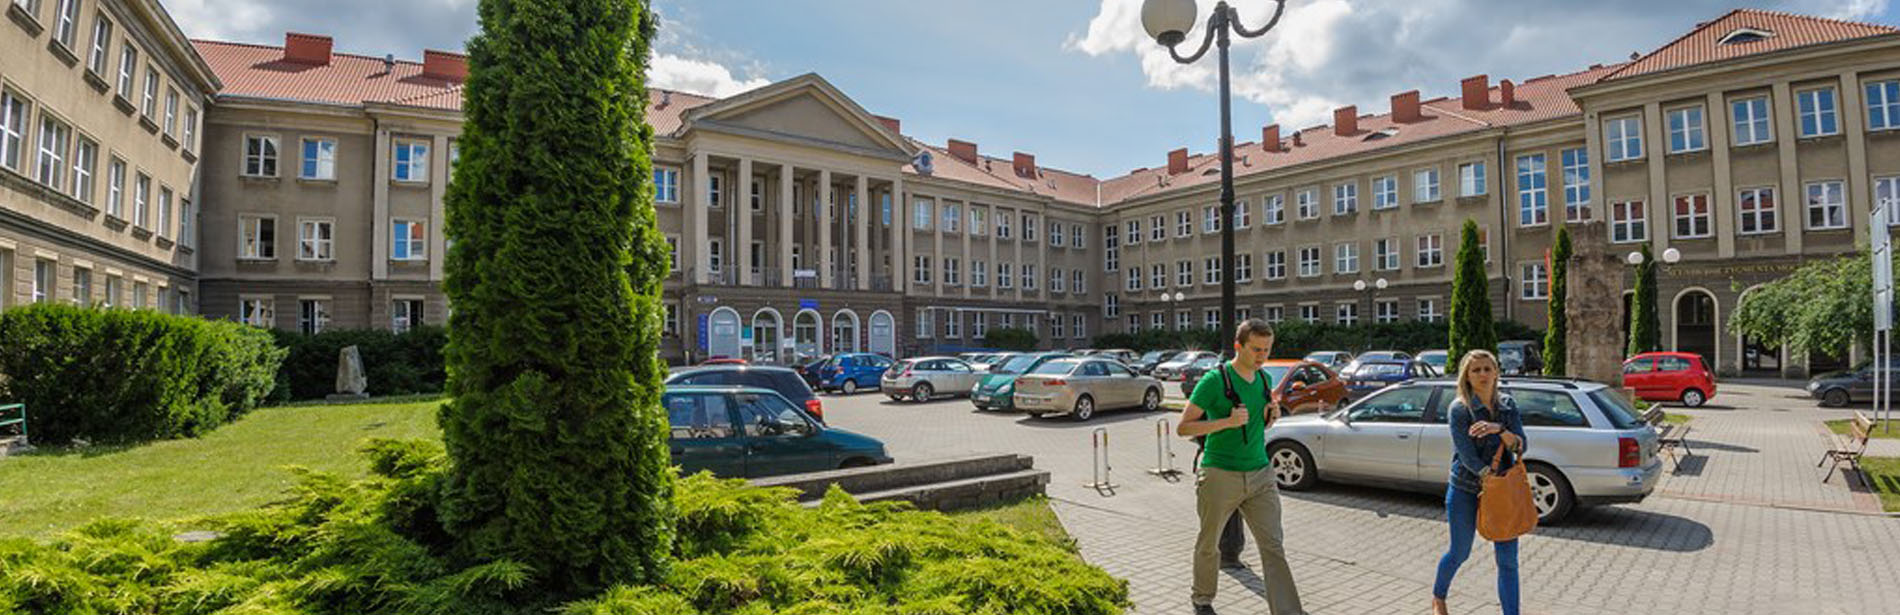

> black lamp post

[{"left": 1142, "top": 0, "right": 1287, "bottom": 354}]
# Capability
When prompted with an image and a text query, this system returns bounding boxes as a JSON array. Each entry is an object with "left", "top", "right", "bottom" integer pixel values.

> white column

[
  {"left": 780, "top": 163, "right": 795, "bottom": 288},
  {"left": 692, "top": 152, "right": 711, "bottom": 284},
  {"left": 855, "top": 175, "right": 870, "bottom": 290},
  {"left": 891, "top": 177, "right": 905, "bottom": 293},
  {"left": 818, "top": 169, "right": 833, "bottom": 288},
  {"left": 737, "top": 157, "right": 754, "bottom": 286}
]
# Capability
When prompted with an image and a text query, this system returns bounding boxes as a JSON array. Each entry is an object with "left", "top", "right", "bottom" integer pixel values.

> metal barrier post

[
  {"left": 1148, "top": 418, "right": 1182, "bottom": 479},
  {"left": 1084, "top": 427, "right": 1118, "bottom": 493}
]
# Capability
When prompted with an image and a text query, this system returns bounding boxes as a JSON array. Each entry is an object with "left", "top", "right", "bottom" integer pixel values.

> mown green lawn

[
  {"left": 1664, "top": 413, "right": 1693, "bottom": 426},
  {"left": 1825, "top": 418, "right": 1900, "bottom": 439},
  {"left": 1860, "top": 457, "right": 1900, "bottom": 513},
  {"left": 951, "top": 496, "right": 1072, "bottom": 545},
  {"left": 0, "top": 399, "right": 443, "bottom": 538}
]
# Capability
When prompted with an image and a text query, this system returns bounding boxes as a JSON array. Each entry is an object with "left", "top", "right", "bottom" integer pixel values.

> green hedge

[
  {"left": 0, "top": 303, "right": 284, "bottom": 445},
  {"left": 1092, "top": 319, "right": 1542, "bottom": 358},
  {"left": 269, "top": 327, "right": 448, "bottom": 402}
]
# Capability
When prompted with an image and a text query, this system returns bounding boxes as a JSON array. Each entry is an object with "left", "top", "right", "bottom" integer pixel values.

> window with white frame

[
  {"left": 163, "top": 88, "right": 178, "bottom": 136},
  {"left": 241, "top": 297, "right": 275, "bottom": 328},
  {"left": 1073, "top": 314, "right": 1087, "bottom": 339},
  {"left": 132, "top": 172, "right": 148, "bottom": 227},
  {"left": 1265, "top": 250, "right": 1286, "bottom": 280},
  {"left": 1418, "top": 298, "right": 1442, "bottom": 322},
  {"left": 970, "top": 207, "right": 986, "bottom": 236},
  {"left": 35, "top": 116, "right": 69, "bottom": 189},
  {"left": 1072, "top": 223, "right": 1085, "bottom": 248},
  {"left": 1373, "top": 175, "right": 1397, "bottom": 209},
  {"left": 1673, "top": 194, "right": 1711, "bottom": 238},
  {"left": 0, "top": 90, "right": 27, "bottom": 171},
  {"left": 1738, "top": 187, "right": 1778, "bottom": 235},
  {"left": 912, "top": 199, "right": 932, "bottom": 230},
  {"left": 1375, "top": 299, "right": 1399, "bottom": 324},
  {"left": 244, "top": 135, "right": 278, "bottom": 176},
  {"left": 1516, "top": 153, "right": 1548, "bottom": 226},
  {"left": 664, "top": 303, "right": 678, "bottom": 336},
  {"left": 1150, "top": 214, "right": 1165, "bottom": 240},
  {"left": 1203, "top": 256, "right": 1221, "bottom": 285},
  {"left": 1176, "top": 260, "right": 1192, "bottom": 287},
  {"left": 995, "top": 209, "right": 1011, "bottom": 237},
  {"left": 665, "top": 236, "right": 680, "bottom": 271},
  {"left": 1202, "top": 204, "right": 1220, "bottom": 233},
  {"left": 1868, "top": 80, "right": 1900, "bottom": 131},
  {"left": 70, "top": 138, "right": 94, "bottom": 204},
  {"left": 239, "top": 215, "right": 275, "bottom": 259},
  {"left": 1562, "top": 148, "right": 1591, "bottom": 221},
  {"left": 711, "top": 176, "right": 726, "bottom": 209},
  {"left": 53, "top": 0, "right": 79, "bottom": 48},
  {"left": 1458, "top": 161, "right": 1487, "bottom": 196},
  {"left": 998, "top": 262, "right": 1013, "bottom": 288},
  {"left": 105, "top": 157, "right": 124, "bottom": 217},
  {"left": 1414, "top": 168, "right": 1440, "bottom": 203},
  {"left": 1520, "top": 262, "right": 1548, "bottom": 300},
  {"left": 155, "top": 187, "right": 172, "bottom": 237},
  {"left": 1335, "top": 303, "right": 1357, "bottom": 325},
  {"left": 1879, "top": 177, "right": 1900, "bottom": 226},
  {"left": 31, "top": 258, "right": 50, "bottom": 304},
  {"left": 912, "top": 255, "right": 931, "bottom": 284},
  {"left": 1732, "top": 97, "right": 1772, "bottom": 146},
  {"left": 1333, "top": 182, "right": 1357, "bottom": 215},
  {"left": 393, "top": 140, "right": 430, "bottom": 182},
  {"left": 302, "top": 138, "right": 336, "bottom": 180},
  {"left": 1150, "top": 264, "right": 1164, "bottom": 289},
  {"left": 1666, "top": 106, "right": 1706, "bottom": 153},
  {"left": 1022, "top": 264, "right": 1037, "bottom": 290},
  {"left": 942, "top": 203, "right": 961, "bottom": 233},
  {"left": 973, "top": 259, "right": 988, "bottom": 287},
  {"left": 1477, "top": 227, "right": 1492, "bottom": 263},
  {"left": 1297, "top": 189, "right": 1318, "bottom": 219},
  {"left": 392, "top": 219, "right": 427, "bottom": 260},
  {"left": 1374, "top": 238, "right": 1399, "bottom": 271},
  {"left": 1300, "top": 304, "right": 1320, "bottom": 323},
  {"left": 1610, "top": 200, "right": 1647, "bottom": 243},
  {"left": 299, "top": 299, "right": 330, "bottom": 335},
  {"left": 1127, "top": 313, "right": 1140, "bottom": 332},
  {"left": 750, "top": 179, "right": 763, "bottom": 213},
  {"left": 1233, "top": 253, "right": 1253, "bottom": 282},
  {"left": 1177, "top": 311, "right": 1192, "bottom": 331},
  {"left": 654, "top": 168, "right": 679, "bottom": 203},
  {"left": 182, "top": 107, "right": 196, "bottom": 151},
  {"left": 1416, "top": 233, "right": 1443, "bottom": 268},
  {"left": 1049, "top": 219, "right": 1065, "bottom": 245},
  {"left": 71, "top": 268, "right": 90, "bottom": 305},
  {"left": 945, "top": 312, "right": 961, "bottom": 338},
  {"left": 132, "top": 280, "right": 148, "bottom": 309},
  {"left": 1298, "top": 246, "right": 1321, "bottom": 277},
  {"left": 943, "top": 257, "right": 960, "bottom": 286},
  {"left": 1125, "top": 220, "right": 1140, "bottom": 245},
  {"left": 391, "top": 299, "right": 424, "bottom": 333},
  {"left": 1126, "top": 267, "right": 1142, "bottom": 291},
  {"left": 1176, "top": 210, "right": 1192, "bottom": 237},
  {"left": 1606, "top": 116, "right": 1643, "bottom": 161},
  {"left": 749, "top": 241, "right": 764, "bottom": 275},
  {"left": 1105, "top": 294, "right": 1121, "bottom": 319},
  {"left": 141, "top": 67, "right": 158, "bottom": 116},
  {"left": 1151, "top": 312, "right": 1165, "bottom": 329},
  {"left": 1798, "top": 87, "right": 1839, "bottom": 137},
  {"left": 87, "top": 14, "right": 112, "bottom": 74},
  {"left": 1334, "top": 242, "right": 1359, "bottom": 274},
  {"left": 180, "top": 198, "right": 194, "bottom": 247},
  {"left": 1022, "top": 214, "right": 1037, "bottom": 242},
  {"left": 1263, "top": 194, "right": 1284, "bottom": 224},
  {"left": 973, "top": 312, "right": 988, "bottom": 338},
  {"left": 1806, "top": 180, "right": 1846, "bottom": 230},
  {"left": 1051, "top": 314, "right": 1066, "bottom": 339},
  {"left": 101, "top": 275, "right": 118, "bottom": 308},
  {"left": 298, "top": 218, "right": 334, "bottom": 261},
  {"left": 117, "top": 44, "right": 136, "bottom": 96},
  {"left": 1234, "top": 200, "right": 1250, "bottom": 229},
  {"left": 1263, "top": 306, "right": 1284, "bottom": 323},
  {"left": 1073, "top": 269, "right": 1085, "bottom": 293},
  {"left": 1048, "top": 266, "right": 1061, "bottom": 292}
]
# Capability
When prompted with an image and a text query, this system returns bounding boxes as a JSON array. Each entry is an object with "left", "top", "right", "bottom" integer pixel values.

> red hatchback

[{"left": 1623, "top": 352, "right": 1716, "bottom": 407}]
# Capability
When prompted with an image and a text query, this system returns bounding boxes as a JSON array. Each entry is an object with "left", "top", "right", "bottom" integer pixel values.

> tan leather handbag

[{"left": 1477, "top": 442, "right": 1538, "bottom": 541}]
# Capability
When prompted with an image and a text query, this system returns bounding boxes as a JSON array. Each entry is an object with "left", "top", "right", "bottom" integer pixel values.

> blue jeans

[{"left": 1433, "top": 485, "right": 1519, "bottom": 615}]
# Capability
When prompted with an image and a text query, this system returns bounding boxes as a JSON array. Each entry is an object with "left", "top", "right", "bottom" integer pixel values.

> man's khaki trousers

[{"left": 1192, "top": 466, "right": 1305, "bottom": 614}]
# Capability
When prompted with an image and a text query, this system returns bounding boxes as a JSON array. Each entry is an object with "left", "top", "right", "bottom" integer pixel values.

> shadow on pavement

[
  {"left": 1014, "top": 408, "right": 1171, "bottom": 429},
  {"left": 1681, "top": 439, "right": 1759, "bottom": 453},
  {"left": 1668, "top": 455, "right": 1709, "bottom": 477},
  {"left": 1284, "top": 484, "right": 1715, "bottom": 552}
]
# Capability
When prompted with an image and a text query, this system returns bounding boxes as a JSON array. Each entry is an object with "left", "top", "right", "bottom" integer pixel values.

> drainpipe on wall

[{"left": 1495, "top": 131, "right": 1513, "bottom": 323}]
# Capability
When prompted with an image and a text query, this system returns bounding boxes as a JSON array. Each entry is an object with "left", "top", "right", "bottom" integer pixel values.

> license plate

[{"left": 973, "top": 394, "right": 989, "bottom": 403}]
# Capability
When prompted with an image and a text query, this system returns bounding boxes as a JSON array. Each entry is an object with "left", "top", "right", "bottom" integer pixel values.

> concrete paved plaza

[{"left": 818, "top": 381, "right": 1900, "bottom": 614}]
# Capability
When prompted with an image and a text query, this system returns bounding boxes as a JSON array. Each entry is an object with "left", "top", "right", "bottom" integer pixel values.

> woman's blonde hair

[{"left": 1455, "top": 350, "right": 1502, "bottom": 411}]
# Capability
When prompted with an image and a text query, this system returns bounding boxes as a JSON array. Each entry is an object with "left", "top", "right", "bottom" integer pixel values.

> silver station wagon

[{"left": 1262, "top": 377, "right": 1663, "bottom": 523}]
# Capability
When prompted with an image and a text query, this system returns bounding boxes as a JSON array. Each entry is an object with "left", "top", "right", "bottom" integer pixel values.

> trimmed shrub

[
  {"left": 1544, "top": 226, "right": 1571, "bottom": 375},
  {"left": 0, "top": 303, "right": 284, "bottom": 445},
  {"left": 981, "top": 327, "right": 1041, "bottom": 351},
  {"left": 270, "top": 327, "right": 448, "bottom": 401},
  {"left": 1450, "top": 219, "right": 1497, "bottom": 366},
  {"left": 1093, "top": 319, "right": 1542, "bottom": 358}
]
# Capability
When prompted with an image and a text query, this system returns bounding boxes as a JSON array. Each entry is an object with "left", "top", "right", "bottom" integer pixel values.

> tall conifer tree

[{"left": 1449, "top": 219, "right": 1496, "bottom": 366}]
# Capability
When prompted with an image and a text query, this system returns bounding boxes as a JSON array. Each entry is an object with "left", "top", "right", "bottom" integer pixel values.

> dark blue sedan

[{"left": 1341, "top": 360, "right": 1440, "bottom": 398}]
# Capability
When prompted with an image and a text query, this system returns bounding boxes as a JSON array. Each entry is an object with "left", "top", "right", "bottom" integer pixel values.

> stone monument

[
  {"left": 1565, "top": 221, "right": 1626, "bottom": 390},
  {"left": 329, "top": 345, "right": 369, "bottom": 401}
]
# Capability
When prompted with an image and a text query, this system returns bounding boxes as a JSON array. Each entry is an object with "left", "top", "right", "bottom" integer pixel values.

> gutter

[{"left": 1496, "top": 130, "right": 1513, "bottom": 322}]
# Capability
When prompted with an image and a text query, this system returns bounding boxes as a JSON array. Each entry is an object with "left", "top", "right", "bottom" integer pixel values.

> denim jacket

[{"left": 1447, "top": 393, "right": 1527, "bottom": 495}]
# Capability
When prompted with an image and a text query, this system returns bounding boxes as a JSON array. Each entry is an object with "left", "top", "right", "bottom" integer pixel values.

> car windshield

[
  {"left": 1353, "top": 363, "right": 1405, "bottom": 378},
  {"left": 994, "top": 354, "right": 1045, "bottom": 375},
  {"left": 1587, "top": 389, "right": 1646, "bottom": 430},
  {"left": 1190, "top": 356, "right": 1221, "bottom": 369},
  {"left": 1030, "top": 360, "right": 1080, "bottom": 376},
  {"left": 891, "top": 360, "right": 915, "bottom": 372},
  {"left": 1305, "top": 352, "right": 1337, "bottom": 362},
  {"left": 1262, "top": 365, "right": 1292, "bottom": 383},
  {"left": 1139, "top": 351, "right": 1168, "bottom": 362}
]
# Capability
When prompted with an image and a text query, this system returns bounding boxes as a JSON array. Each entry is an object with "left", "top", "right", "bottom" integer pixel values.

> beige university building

[{"left": 6, "top": 5, "right": 1900, "bottom": 376}]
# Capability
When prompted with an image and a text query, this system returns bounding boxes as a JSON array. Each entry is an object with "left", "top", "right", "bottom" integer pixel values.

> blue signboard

[
  {"left": 799, "top": 299, "right": 819, "bottom": 310},
  {"left": 696, "top": 314, "right": 709, "bottom": 353}
]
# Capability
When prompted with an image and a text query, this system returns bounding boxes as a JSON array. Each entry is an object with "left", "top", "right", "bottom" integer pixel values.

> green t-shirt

[{"left": 1188, "top": 362, "right": 1273, "bottom": 472}]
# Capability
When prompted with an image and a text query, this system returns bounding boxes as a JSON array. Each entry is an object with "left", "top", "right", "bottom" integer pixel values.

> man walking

[{"left": 1177, "top": 319, "right": 1304, "bottom": 615}]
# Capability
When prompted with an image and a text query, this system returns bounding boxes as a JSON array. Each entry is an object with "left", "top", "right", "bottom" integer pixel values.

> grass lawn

[
  {"left": 1664, "top": 413, "right": 1693, "bottom": 426},
  {"left": 1859, "top": 457, "right": 1900, "bottom": 513},
  {"left": 949, "top": 496, "right": 1071, "bottom": 545},
  {"left": 1824, "top": 418, "right": 1900, "bottom": 439},
  {"left": 0, "top": 398, "right": 443, "bottom": 539}
]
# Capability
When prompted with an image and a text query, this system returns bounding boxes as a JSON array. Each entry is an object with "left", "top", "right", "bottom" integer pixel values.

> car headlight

[{"left": 999, "top": 383, "right": 1014, "bottom": 394}]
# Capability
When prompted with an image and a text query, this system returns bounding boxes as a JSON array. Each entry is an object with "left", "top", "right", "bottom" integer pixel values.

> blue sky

[{"left": 172, "top": 1, "right": 1900, "bottom": 178}]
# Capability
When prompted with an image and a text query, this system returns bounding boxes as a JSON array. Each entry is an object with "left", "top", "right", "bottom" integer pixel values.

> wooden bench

[
  {"left": 1818, "top": 411, "right": 1874, "bottom": 484},
  {"left": 1642, "top": 405, "right": 1692, "bottom": 465}
]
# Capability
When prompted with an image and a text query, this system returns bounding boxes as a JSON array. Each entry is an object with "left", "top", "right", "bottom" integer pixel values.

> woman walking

[{"left": 1432, "top": 350, "right": 1526, "bottom": 615}]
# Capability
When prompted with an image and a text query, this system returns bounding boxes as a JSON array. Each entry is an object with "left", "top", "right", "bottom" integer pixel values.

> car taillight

[
  {"left": 1618, "top": 437, "right": 1640, "bottom": 468},
  {"left": 1043, "top": 379, "right": 1066, "bottom": 386},
  {"left": 805, "top": 398, "right": 824, "bottom": 421}
]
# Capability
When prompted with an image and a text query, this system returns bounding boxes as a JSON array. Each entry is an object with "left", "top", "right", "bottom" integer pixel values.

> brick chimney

[
  {"left": 1499, "top": 79, "right": 1517, "bottom": 108},
  {"left": 284, "top": 32, "right": 333, "bottom": 66},
  {"left": 1167, "top": 148, "right": 1189, "bottom": 175},
  {"left": 1262, "top": 124, "right": 1281, "bottom": 152},
  {"left": 874, "top": 115, "right": 901, "bottom": 135},
  {"left": 1333, "top": 106, "right": 1359, "bottom": 137},
  {"left": 421, "top": 50, "right": 468, "bottom": 82},
  {"left": 1012, "top": 152, "right": 1036, "bottom": 178},
  {"left": 1461, "top": 75, "right": 1490, "bottom": 110},
  {"left": 1292, "top": 130, "right": 1304, "bottom": 147},
  {"left": 947, "top": 139, "right": 979, "bottom": 164},
  {"left": 1391, "top": 90, "right": 1423, "bottom": 123}
]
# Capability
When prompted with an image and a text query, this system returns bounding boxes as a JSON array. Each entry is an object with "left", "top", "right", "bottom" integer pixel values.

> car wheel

[
  {"left": 841, "top": 380, "right": 858, "bottom": 395},
  {"left": 887, "top": 394, "right": 903, "bottom": 402},
  {"left": 1072, "top": 395, "right": 1096, "bottom": 421},
  {"left": 1679, "top": 388, "right": 1705, "bottom": 407},
  {"left": 1268, "top": 441, "right": 1318, "bottom": 491},
  {"left": 1143, "top": 388, "right": 1162, "bottom": 412},
  {"left": 1526, "top": 463, "right": 1576, "bottom": 525},
  {"left": 914, "top": 382, "right": 934, "bottom": 402},
  {"left": 1823, "top": 388, "right": 1850, "bottom": 407}
]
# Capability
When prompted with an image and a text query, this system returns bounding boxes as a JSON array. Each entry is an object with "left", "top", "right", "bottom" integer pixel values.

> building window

[
  {"left": 1202, "top": 204, "right": 1220, "bottom": 233},
  {"left": 1805, "top": 180, "right": 1847, "bottom": 230},
  {"left": 244, "top": 135, "right": 279, "bottom": 176},
  {"left": 299, "top": 218, "right": 335, "bottom": 261},
  {"left": 973, "top": 259, "right": 988, "bottom": 287},
  {"left": 1233, "top": 201, "right": 1250, "bottom": 229},
  {"left": 156, "top": 187, "right": 172, "bottom": 237},
  {"left": 941, "top": 203, "right": 961, "bottom": 233},
  {"left": 1263, "top": 194, "right": 1285, "bottom": 224},
  {"left": 180, "top": 199, "right": 193, "bottom": 247},
  {"left": 1418, "top": 298, "right": 1442, "bottom": 322},
  {"left": 1516, "top": 153, "right": 1548, "bottom": 226},
  {"left": 105, "top": 158, "right": 124, "bottom": 217},
  {"left": 0, "top": 90, "right": 27, "bottom": 172},
  {"left": 1073, "top": 223, "right": 1087, "bottom": 248},
  {"left": 912, "top": 199, "right": 932, "bottom": 230},
  {"left": 1334, "top": 242, "right": 1359, "bottom": 275},
  {"left": 1414, "top": 168, "right": 1440, "bottom": 203},
  {"left": 1175, "top": 210, "right": 1192, "bottom": 237},
  {"left": 1126, "top": 267, "right": 1142, "bottom": 291},
  {"left": 1297, "top": 305, "right": 1318, "bottom": 323},
  {"left": 916, "top": 309, "right": 934, "bottom": 338},
  {"left": 1673, "top": 194, "right": 1711, "bottom": 238},
  {"left": 1202, "top": 257, "right": 1221, "bottom": 285},
  {"left": 1335, "top": 303, "right": 1357, "bottom": 326},
  {"left": 393, "top": 140, "right": 430, "bottom": 182},
  {"left": 297, "top": 137, "right": 337, "bottom": 180},
  {"left": 1176, "top": 260, "right": 1193, "bottom": 287},
  {"left": 392, "top": 219, "right": 427, "bottom": 260},
  {"left": 52, "top": 0, "right": 79, "bottom": 47},
  {"left": 1879, "top": 177, "right": 1900, "bottom": 226},
  {"left": 1561, "top": 147, "right": 1590, "bottom": 221},
  {"left": 663, "top": 303, "right": 678, "bottom": 336},
  {"left": 132, "top": 280, "right": 148, "bottom": 309},
  {"left": 1073, "top": 269, "right": 1085, "bottom": 293},
  {"left": 1520, "top": 263, "right": 1549, "bottom": 300},
  {"left": 970, "top": 207, "right": 987, "bottom": 236},
  {"left": 1333, "top": 182, "right": 1357, "bottom": 215},
  {"left": 35, "top": 116, "right": 69, "bottom": 189},
  {"left": 30, "top": 259, "right": 50, "bottom": 303},
  {"left": 945, "top": 312, "right": 962, "bottom": 339},
  {"left": 299, "top": 299, "right": 331, "bottom": 335},
  {"left": 707, "top": 239, "right": 723, "bottom": 275},
  {"left": 998, "top": 262, "right": 1013, "bottom": 289},
  {"left": 1150, "top": 312, "right": 1164, "bottom": 330},
  {"left": 750, "top": 179, "right": 764, "bottom": 213},
  {"left": 1149, "top": 214, "right": 1165, "bottom": 240},
  {"left": 1458, "top": 162, "right": 1487, "bottom": 196},
  {"left": 1127, "top": 313, "right": 1140, "bottom": 332},
  {"left": 1124, "top": 220, "right": 1140, "bottom": 245},
  {"left": 391, "top": 299, "right": 424, "bottom": 333},
  {"left": 1263, "top": 306, "right": 1284, "bottom": 323},
  {"left": 183, "top": 107, "right": 197, "bottom": 151},
  {"left": 912, "top": 255, "right": 931, "bottom": 284},
  {"left": 1265, "top": 250, "right": 1286, "bottom": 280},
  {"left": 1233, "top": 253, "right": 1253, "bottom": 283},
  {"left": 141, "top": 67, "right": 158, "bottom": 117},
  {"left": 1372, "top": 175, "right": 1398, "bottom": 210},
  {"left": 1022, "top": 214, "right": 1037, "bottom": 242},
  {"left": 1605, "top": 116, "right": 1643, "bottom": 162},
  {"left": 1610, "top": 200, "right": 1647, "bottom": 243},
  {"left": 1737, "top": 187, "right": 1778, "bottom": 235},
  {"left": 100, "top": 275, "right": 118, "bottom": 308},
  {"left": 241, "top": 297, "right": 275, "bottom": 328},
  {"left": 654, "top": 168, "right": 679, "bottom": 203},
  {"left": 1297, "top": 189, "right": 1318, "bottom": 219},
  {"left": 972, "top": 312, "right": 988, "bottom": 338},
  {"left": 1732, "top": 97, "right": 1773, "bottom": 146},
  {"left": 1374, "top": 238, "right": 1399, "bottom": 271},
  {"left": 1106, "top": 294, "right": 1120, "bottom": 318},
  {"left": 1176, "top": 311, "right": 1191, "bottom": 331},
  {"left": 1797, "top": 88, "right": 1839, "bottom": 137},
  {"left": 71, "top": 268, "right": 91, "bottom": 305},
  {"left": 1375, "top": 300, "right": 1400, "bottom": 324},
  {"left": 1150, "top": 264, "right": 1164, "bottom": 289},
  {"left": 1051, "top": 314, "right": 1065, "bottom": 339},
  {"left": 1666, "top": 106, "right": 1706, "bottom": 153},
  {"left": 86, "top": 14, "right": 112, "bottom": 73},
  {"left": 1416, "top": 233, "right": 1443, "bottom": 268},
  {"left": 1050, "top": 219, "right": 1066, "bottom": 244},
  {"left": 132, "top": 173, "right": 149, "bottom": 227},
  {"left": 994, "top": 209, "right": 1012, "bottom": 237},
  {"left": 1298, "top": 246, "right": 1321, "bottom": 278},
  {"left": 163, "top": 88, "right": 178, "bottom": 136},
  {"left": 70, "top": 138, "right": 95, "bottom": 204},
  {"left": 117, "top": 44, "right": 137, "bottom": 95},
  {"left": 239, "top": 215, "right": 276, "bottom": 259},
  {"left": 1022, "top": 264, "right": 1037, "bottom": 290},
  {"left": 1868, "top": 80, "right": 1900, "bottom": 131},
  {"left": 943, "top": 257, "right": 961, "bottom": 286},
  {"left": 710, "top": 175, "right": 725, "bottom": 208}
]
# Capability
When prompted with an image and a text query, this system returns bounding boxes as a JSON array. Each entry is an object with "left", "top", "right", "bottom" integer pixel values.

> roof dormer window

[{"left": 1718, "top": 27, "right": 1774, "bottom": 45}]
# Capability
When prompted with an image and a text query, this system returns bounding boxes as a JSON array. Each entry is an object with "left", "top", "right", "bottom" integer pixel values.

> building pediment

[{"left": 680, "top": 73, "right": 913, "bottom": 161}]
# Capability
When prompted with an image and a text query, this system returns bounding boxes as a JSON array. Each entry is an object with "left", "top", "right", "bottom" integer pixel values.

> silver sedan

[
  {"left": 881, "top": 356, "right": 983, "bottom": 402},
  {"left": 1260, "top": 378, "right": 1663, "bottom": 523},
  {"left": 1010, "top": 358, "right": 1165, "bottom": 421}
]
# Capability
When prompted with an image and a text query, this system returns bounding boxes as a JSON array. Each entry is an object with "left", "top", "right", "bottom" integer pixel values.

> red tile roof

[
  {"left": 647, "top": 89, "right": 718, "bottom": 136},
  {"left": 192, "top": 40, "right": 464, "bottom": 110},
  {"left": 904, "top": 141, "right": 1101, "bottom": 206},
  {"left": 1604, "top": 9, "right": 1897, "bottom": 81}
]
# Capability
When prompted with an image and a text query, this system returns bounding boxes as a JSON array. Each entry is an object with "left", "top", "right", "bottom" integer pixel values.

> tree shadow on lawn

[
  {"left": 1283, "top": 483, "right": 1715, "bottom": 552},
  {"left": 13, "top": 442, "right": 143, "bottom": 459}
]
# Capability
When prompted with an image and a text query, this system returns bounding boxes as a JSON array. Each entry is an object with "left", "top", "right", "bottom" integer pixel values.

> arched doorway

[
  {"left": 707, "top": 307, "right": 742, "bottom": 361},
  {"left": 751, "top": 308, "right": 783, "bottom": 364},
  {"left": 1673, "top": 289, "right": 1717, "bottom": 367},
  {"left": 1735, "top": 286, "right": 1782, "bottom": 375},
  {"left": 868, "top": 310, "right": 895, "bottom": 357},
  {"left": 831, "top": 310, "right": 860, "bottom": 354},
  {"left": 793, "top": 309, "right": 822, "bottom": 362}
]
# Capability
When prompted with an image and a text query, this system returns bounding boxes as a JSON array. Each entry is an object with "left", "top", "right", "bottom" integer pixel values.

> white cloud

[{"left": 648, "top": 54, "right": 772, "bottom": 98}]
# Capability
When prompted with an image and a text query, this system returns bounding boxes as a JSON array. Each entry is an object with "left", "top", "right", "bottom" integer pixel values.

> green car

[
  {"left": 664, "top": 385, "right": 891, "bottom": 478},
  {"left": 970, "top": 352, "right": 1075, "bottom": 411}
]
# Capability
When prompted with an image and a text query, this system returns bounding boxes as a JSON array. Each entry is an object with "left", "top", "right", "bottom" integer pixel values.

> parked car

[
  {"left": 970, "top": 352, "right": 1017, "bottom": 373},
  {"left": 1343, "top": 350, "right": 1411, "bottom": 375},
  {"left": 1262, "top": 377, "right": 1663, "bottom": 523},
  {"left": 700, "top": 357, "right": 749, "bottom": 366},
  {"left": 664, "top": 385, "right": 890, "bottom": 478},
  {"left": 1341, "top": 360, "right": 1440, "bottom": 398},
  {"left": 1176, "top": 355, "right": 1229, "bottom": 397},
  {"left": 1417, "top": 349, "right": 1449, "bottom": 372},
  {"left": 1131, "top": 350, "right": 1183, "bottom": 375},
  {"left": 1497, "top": 340, "right": 1544, "bottom": 375},
  {"left": 1154, "top": 351, "right": 1218, "bottom": 381},
  {"left": 882, "top": 356, "right": 983, "bottom": 401},
  {"left": 1623, "top": 352, "right": 1717, "bottom": 407},
  {"left": 1806, "top": 358, "right": 1900, "bottom": 406},
  {"left": 818, "top": 353, "right": 897, "bottom": 395},
  {"left": 665, "top": 365, "right": 827, "bottom": 423},
  {"left": 971, "top": 352, "right": 1074, "bottom": 411},
  {"left": 1095, "top": 349, "right": 1140, "bottom": 364},
  {"left": 794, "top": 355, "right": 833, "bottom": 389},
  {"left": 1304, "top": 350, "right": 1355, "bottom": 372},
  {"left": 1181, "top": 358, "right": 1351, "bottom": 414},
  {"left": 1011, "top": 358, "right": 1165, "bottom": 421}
]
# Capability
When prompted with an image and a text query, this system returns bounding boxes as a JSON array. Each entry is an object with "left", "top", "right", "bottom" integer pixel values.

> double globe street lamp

[
  {"left": 1354, "top": 277, "right": 1389, "bottom": 325},
  {"left": 1141, "top": 0, "right": 1287, "bottom": 353}
]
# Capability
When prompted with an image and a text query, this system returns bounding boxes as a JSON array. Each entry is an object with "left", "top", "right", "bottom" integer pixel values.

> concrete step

[
  {"left": 751, "top": 453, "right": 1034, "bottom": 501},
  {"left": 0, "top": 435, "right": 30, "bottom": 459},
  {"left": 805, "top": 468, "right": 1052, "bottom": 513}
]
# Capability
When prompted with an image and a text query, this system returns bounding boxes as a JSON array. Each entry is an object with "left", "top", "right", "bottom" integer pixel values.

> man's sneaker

[{"left": 1192, "top": 604, "right": 1219, "bottom": 615}]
